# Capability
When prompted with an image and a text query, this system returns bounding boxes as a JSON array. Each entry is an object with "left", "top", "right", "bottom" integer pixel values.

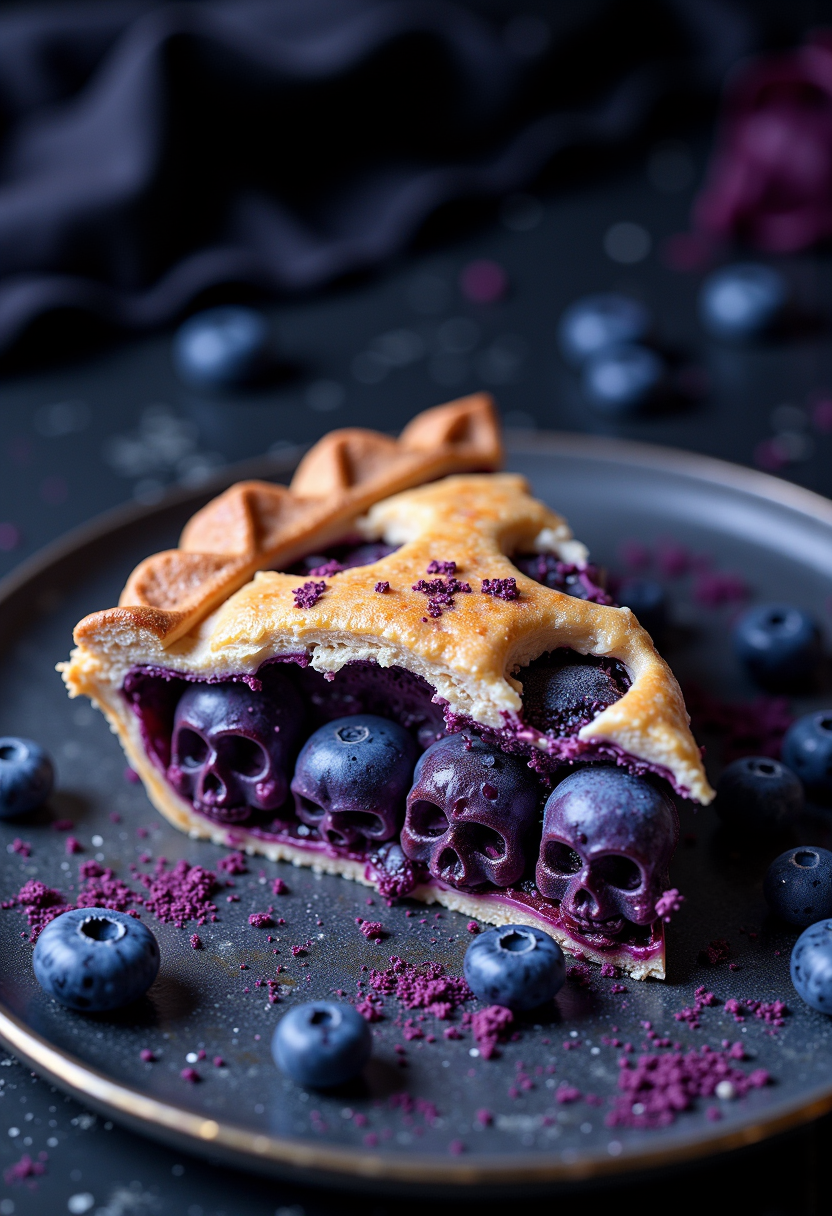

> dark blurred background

[{"left": 1, "top": 0, "right": 832, "bottom": 1212}]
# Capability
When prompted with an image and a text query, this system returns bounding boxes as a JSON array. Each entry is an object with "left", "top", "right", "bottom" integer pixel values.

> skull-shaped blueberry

[
  {"left": 521, "top": 651, "right": 629, "bottom": 737},
  {"left": 401, "top": 734, "right": 541, "bottom": 891},
  {"left": 291, "top": 714, "right": 417, "bottom": 848},
  {"left": 536, "top": 767, "right": 678, "bottom": 936},
  {"left": 167, "top": 673, "right": 304, "bottom": 824}
]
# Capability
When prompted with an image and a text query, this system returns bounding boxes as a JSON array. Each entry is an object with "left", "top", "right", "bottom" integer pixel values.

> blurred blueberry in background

[
  {"left": 173, "top": 307, "right": 271, "bottom": 390},
  {"left": 581, "top": 343, "right": 666, "bottom": 414},
  {"left": 558, "top": 294, "right": 650, "bottom": 367},
  {"left": 698, "top": 263, "right": 787, "bottom": 340}
]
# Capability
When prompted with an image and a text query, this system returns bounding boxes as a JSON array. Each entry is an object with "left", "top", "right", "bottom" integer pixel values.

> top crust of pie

[{"left": 62, "top": 393, "right": 714, "bottom": 806}]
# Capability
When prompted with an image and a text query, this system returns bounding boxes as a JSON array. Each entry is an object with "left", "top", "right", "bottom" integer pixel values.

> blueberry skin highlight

[
  {"left": 0, "top": 737, "right": 54, "bottom": 817},
  {"left": 33, "top": 909, "right": 160, "bottom": 1012},
  {"left": 272, "top": 1001, "right": 372, "bottom": 1088},
  {"left": 764, "top": 847, "right": 832, "bottom": 927},
  {"left": 581, "top": 344, "right": 665, "bottom": 415},
  {"left": 791, "top": 919, "right": 832, "bottom": 1013},
  {"left": 699, "top": 263, "right": 787, "bottom": 341},
  {"left": 782, "top": 712, "right": 832, "bottom": 799},
  {"left": 733, "top": 603, "right": 821, "bottom": 691},
  {"left": 558, "top": 294, "right": 650, "bottom": 367},
  {"left": 172, "top": 306, "right": 271, "bottom": 389},
  {"left": 716, "top": 756, "right": 804, "bottom": 833},
  {"left": 463, "top": 925, "right": 565, "bottom": 1011}
]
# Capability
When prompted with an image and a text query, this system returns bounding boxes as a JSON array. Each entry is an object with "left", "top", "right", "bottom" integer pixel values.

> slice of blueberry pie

[{"left": 61, "top": 393, "right": 713, "bottom": 979}]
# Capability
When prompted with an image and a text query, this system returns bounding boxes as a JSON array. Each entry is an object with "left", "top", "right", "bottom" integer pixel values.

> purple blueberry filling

[
  {"left": 289, "top": 541, "right": 399, "bottom": 577},
  {"left": 514, "top": 554, "right": 613, "bottom": 605},
  {"left": 122, "top": 650, "right": 680, "bottom": 951}
]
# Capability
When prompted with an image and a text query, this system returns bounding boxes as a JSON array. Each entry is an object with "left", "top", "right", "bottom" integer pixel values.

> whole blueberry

[
  {"left": 272, "top": 1001, "right": 372, "bottom": 1088},
  {"left": 292, "top": 714, "right": 417, "bottom": 846},
  {"left": 733, "top": 603, "right": 821, "bottom": 691},
  {"left": 791, "top": 919, "right": 832, "bottom": 1013},
  {"left": 782, "top": 712, "right": 832, "bottom": 799},
  {"left": 699, "top": 263, "right": 787, "bottom": 341},
  {"left": 581, "top": 344, "right": 665, "bottom": 414},
  {"left": 33, "top": 909, "right": 160, "bottom": 1012},
  {"left": 172, "top": 306, "right": 271, "bottom": 389},
  {"left": 0, "top": 737, "right": 54, "bottom": 817},
  {"left": 464, "top": 925, "right": 565, "bottom": 1011},
  {"left": 764, "top": 847, "right": 832, "bottom": 927},
  {"left": 558, "top": 294, "right": 650, "bottom": 367},
  {"left": 716, "top": 756, "right": 804, "bottom": 832},
  {"left": 616, "top": 578, "right": 668, "bottom": 640}
]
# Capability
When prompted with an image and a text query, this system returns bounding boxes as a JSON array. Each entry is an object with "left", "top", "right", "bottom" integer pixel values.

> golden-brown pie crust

[{"left": 60, "top": 394, "right": 711, "bottom": 981}]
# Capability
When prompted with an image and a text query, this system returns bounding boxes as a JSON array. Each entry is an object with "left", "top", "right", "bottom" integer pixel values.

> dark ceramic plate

[{"left": 0, "top": 432, "right": 832, "bottom": 1194}]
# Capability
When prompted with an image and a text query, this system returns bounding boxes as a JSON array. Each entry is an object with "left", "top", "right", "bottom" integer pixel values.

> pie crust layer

[{"left": 60, "top": 394, "right": 713, "bottom": 980}]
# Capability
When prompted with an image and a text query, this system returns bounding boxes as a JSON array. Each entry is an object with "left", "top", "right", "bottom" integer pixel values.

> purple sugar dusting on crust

[
  {"left": 481, "top": 578, "right": 519, "bottom": 601},
  {"left": 375, "top": 581, "right": 390, "bottom": 594},
  {"left": 412, "top": 575, "right": 471, "bottom": 619},
  {"left": 427, "top": 560, "right": 456, "bottom": 576},
  {"left": 292, "top": 579, "right": 327, "bottom": 609}
]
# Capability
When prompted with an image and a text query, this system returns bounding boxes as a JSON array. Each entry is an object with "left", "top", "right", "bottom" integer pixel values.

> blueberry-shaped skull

[
  {"left": 401, "top": 734, "right": 541, "bottom": 890},
  {"left": 167, "top": 673, "right": 304, "bottom": 824},
  {"left": 536, "top": 767, "right": 678, "bottom": 936},
  {"left": 291, "top": 714, "right": 418, "bottom": 848}
]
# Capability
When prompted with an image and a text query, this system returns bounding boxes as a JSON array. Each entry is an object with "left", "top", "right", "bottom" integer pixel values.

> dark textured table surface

[{"left": 0, "top": 128, "right": 830, "bottom": 1214}]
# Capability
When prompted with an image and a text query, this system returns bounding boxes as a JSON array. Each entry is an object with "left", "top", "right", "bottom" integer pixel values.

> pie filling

[
  {"left": 117, "top": 545, "right": 673, "bottom": 967},
  {"left": 122, "top": 646, "right": 670, "bottom": 966}
]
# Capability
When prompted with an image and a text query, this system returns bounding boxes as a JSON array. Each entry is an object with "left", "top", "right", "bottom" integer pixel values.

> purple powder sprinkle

[
  {"left": 481, "top": 577, "right": 519, "bottom": 601},
  {"left": 140, "top": 1049, "right": 156, "bottom": 1063},
  {"left": 556, "top": 1085, "right": 582, "bottom": 1104},
  {"left": 4, "top": 1153, "right": 47, "bottom": 1185},
  {"left": 218, "top": 851, "right": 247, "bottom": 875},
  {"left": 272, "top": 877, "right": 288, "bottom": 895},
  {"left": 359, "top": 921, "right": 385, "bottom": 940},
  {"left": 466, "top": 921, "right": 480, "bottom": 934},
  {"left": 374, "top": 581, "right": 390, "bottom": 594},
  {"left": 180, "top": 1067, "right": 200, "bottom": 1083},
  {"left": 124, "top": 767, "right": 141, "bottom": 784},
  {"left": 190, "top": 934, "right": 202, "bottom": 949},
  {"left": 213, "top": 1056, "right": 225, "bottom": 1068},
  {"left": 249, "top": 912, "right": 274, "bottom": 928},
  {"left": 292, "top": 579, "right": 327, "bottom": 609},
  {"left": 9, "top": 838, "right": 30, "bottom": 857},
  {"left": 448, "top": 1139, "right": 465, "bottom": 1155},
  {"left": 471, "top": 1005, "right": 513, "bottom": 1059},
  {"left": 655, "top": 888, "right": 684, "bottom": 922},
  {"left": 427, "top": 560, "right": 457, "bottom": 576}
]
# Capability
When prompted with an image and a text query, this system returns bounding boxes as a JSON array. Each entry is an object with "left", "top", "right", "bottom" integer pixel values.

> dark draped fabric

[{"left": 0, "top": 0, "right": 754, "bottom": 352}]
